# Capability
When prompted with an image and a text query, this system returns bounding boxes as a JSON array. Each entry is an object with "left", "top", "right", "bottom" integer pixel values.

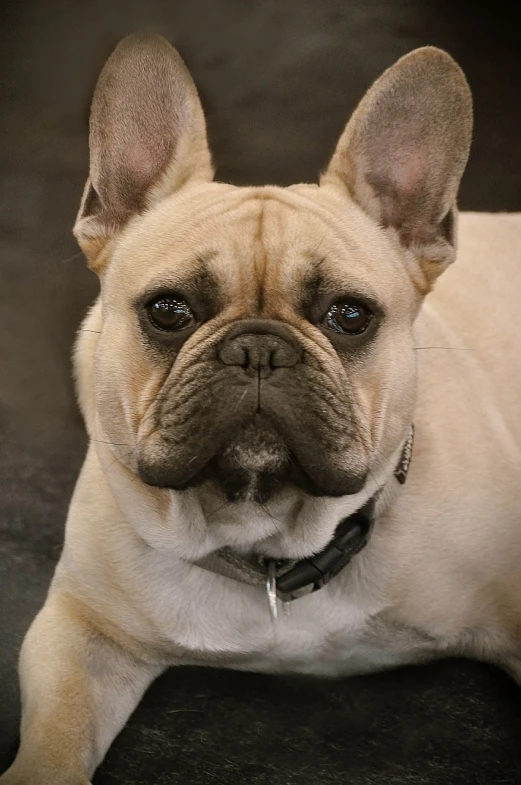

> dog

[{"left": 2, "top": 32, "right": 521, "bottom": 784}]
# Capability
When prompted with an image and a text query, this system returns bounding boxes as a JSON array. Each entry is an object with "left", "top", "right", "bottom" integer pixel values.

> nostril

[
  {"left": 237, "top": 346, "right": 248, "bottom": 368},
  {"left": 270, "top": 341, "right": 301, "bottom": 368},
  {"left": 219, "top": 341, "right": 247, "bottom": 367}
]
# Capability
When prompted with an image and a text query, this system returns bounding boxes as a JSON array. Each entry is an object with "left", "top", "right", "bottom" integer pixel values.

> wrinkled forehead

[{"left": 105, "top": 182, "right": 407, "bottom": 310}]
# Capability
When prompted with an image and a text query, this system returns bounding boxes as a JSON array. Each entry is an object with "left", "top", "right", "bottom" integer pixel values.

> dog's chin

[
  {"left": 139, "top": 419, "right": 366, "bottom": 503},
  {"left": 194, "top": 419, "right": 293, "bottom": 503},
  {"left": 195, "top": 446, "right": 322, "bottom": 505}
]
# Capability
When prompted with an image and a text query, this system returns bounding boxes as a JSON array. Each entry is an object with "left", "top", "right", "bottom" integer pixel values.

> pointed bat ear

[
  {"left": 73, "top": 33, "right": 213, "bottom": 271},
  {"left": 322, "top": 47, "right": 473, "bottom": 284}
]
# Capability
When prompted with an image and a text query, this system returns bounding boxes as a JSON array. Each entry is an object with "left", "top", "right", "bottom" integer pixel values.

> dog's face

[
  {"left": 92, "top": 182, "right": 419, "bottom": 504},
  {"left": 74, "top": 35, "right": 472, "bottom": 508}
]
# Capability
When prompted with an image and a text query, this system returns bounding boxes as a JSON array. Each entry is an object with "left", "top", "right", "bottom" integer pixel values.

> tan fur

[{"left": 2, "top": 36, "right": 520, "bottom": 785}]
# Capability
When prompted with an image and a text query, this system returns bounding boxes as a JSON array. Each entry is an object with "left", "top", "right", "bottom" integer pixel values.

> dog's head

[{"left": 74, "top": 35, "right": 472, "bottom": 514}]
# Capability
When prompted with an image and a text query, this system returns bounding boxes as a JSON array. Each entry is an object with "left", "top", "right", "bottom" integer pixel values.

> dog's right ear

[{"left": 73, "top": 33, "right": 213, "bottom": 271}]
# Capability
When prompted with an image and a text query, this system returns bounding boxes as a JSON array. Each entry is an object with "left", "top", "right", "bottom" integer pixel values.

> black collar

[{"left": 264, "top": 425, "right": 414, "bottom": 603}]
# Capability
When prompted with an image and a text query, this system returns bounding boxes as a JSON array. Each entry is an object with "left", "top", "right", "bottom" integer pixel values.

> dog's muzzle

[{"left": 138, "top": 318, "right": 365, "bottom": 499}]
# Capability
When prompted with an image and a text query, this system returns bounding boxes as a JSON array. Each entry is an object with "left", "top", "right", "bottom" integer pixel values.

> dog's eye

[
  {"left": 146, "top": 296, "right": 195, "bottom": 332},
  {"left": 323, "top": 300, "right": 373, "bottom": 335}
]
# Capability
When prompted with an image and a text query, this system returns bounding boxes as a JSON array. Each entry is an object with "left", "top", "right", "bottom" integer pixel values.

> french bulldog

[{"left": 2, "top": 33, "right": 521, "bottom": 785}]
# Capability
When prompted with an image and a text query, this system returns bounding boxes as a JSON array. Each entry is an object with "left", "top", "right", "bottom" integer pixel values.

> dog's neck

[{"left": 194, "top": 427, "right": 414, "bottom": 608}]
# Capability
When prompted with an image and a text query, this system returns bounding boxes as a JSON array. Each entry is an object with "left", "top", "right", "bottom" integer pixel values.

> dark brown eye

[
  {"left": 146, "top": 296, "right": 195, "bottom": 332},
  {"left": 323, "top": 300, "right": 373, "bottom": 335}
]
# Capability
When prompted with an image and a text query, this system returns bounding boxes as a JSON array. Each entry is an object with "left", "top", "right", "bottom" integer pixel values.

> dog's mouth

[
  {"left": 191, "top": 417, "right": 326, "bottom": 503},
  {"left": 139, "top": 415, "right": 366, "bottom": 503}
]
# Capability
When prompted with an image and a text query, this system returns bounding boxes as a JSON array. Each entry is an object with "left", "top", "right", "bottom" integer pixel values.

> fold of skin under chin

[{"left": 173, "top": 446, "right": 394, "bottom": 560}]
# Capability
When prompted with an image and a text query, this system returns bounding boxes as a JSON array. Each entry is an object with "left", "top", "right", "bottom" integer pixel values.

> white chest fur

[
  {"left": 62, "top": 448, "right": 443, "bottom": 679},
  {"left": 214, "top": 589, "right": 436, "bottom": 678},
  {"left": 94, "top": 541, "right": 439, "bottom": 678}
]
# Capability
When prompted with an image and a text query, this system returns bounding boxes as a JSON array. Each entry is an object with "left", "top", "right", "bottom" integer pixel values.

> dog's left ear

[
  {"left": 322, "top": 47, "right": 473, "bottom": 285},
  {"left": 74, "top": 33, "right": 213, "bottom": 271}
]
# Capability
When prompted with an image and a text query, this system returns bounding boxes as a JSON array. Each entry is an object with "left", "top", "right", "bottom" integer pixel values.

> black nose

[{"left": 218, "top": 320, "right": 301, "bottom": 377}]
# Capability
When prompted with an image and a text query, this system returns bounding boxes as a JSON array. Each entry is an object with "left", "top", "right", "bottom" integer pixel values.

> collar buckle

[{"left": 270, "top": 504, "right": 372, "bottom": 604}]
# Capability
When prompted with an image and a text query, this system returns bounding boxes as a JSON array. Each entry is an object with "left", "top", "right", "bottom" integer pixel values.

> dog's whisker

[
  {"left": 413, "top": 346, "right": 467, "bottom": 351},
  {"left": 258, "top": 502, "right": 286, "bottom": 527},
  {"left": 91, "top": 438, "right": 131, "bottom": 447},
  {"left": 237, "top": 388, "right": 249, "bottom": 407},
  {"left": 55, "top": 251, "right": 85, "bottom": 265},
  {"left": 205, "top": 500, "right": 232, "bottom": 520},
  {"left": 98, "top": 454, "right": 122, "bottom": 479},
  {"left": 351, "top": 419, "right": 397, "bottom": 477}
]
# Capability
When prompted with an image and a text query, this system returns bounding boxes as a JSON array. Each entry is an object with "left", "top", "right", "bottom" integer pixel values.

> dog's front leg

[{"left": 0, "top": 591, "right": 163, "bottom": 785}]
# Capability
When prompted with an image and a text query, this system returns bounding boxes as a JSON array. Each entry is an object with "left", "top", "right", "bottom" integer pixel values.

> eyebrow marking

[
  {"left": 192, "top": 250, "right": 219, "bottom": 273},
  {"left": 133, "top": 254, "right": 221, "bottom": 313},
  {"left": 299, "top": 267, "right": 325, "bottom": 313},
  {"left": 298, "top": 254, "right": 386, "bottom": 319}
]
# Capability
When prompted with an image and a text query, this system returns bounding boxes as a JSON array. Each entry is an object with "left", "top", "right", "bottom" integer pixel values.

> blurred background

[{"left": 1, "top": 2, "right": 520, "bottom": 783}]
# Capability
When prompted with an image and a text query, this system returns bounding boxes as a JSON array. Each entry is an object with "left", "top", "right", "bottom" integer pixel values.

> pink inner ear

[
  {"left": 384, "top": 143, "right": 429, "bottom": 199},
  {"left": 366, "top": 139, "right": 431, "bottom": 236},
  {"left": 125, "top": 136, "right": 172, "bottom": 190}
]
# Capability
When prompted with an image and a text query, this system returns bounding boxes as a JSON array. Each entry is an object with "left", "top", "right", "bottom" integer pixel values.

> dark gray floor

[{"left": 1, "top": 2, "right": 521, "bottom": 783}]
